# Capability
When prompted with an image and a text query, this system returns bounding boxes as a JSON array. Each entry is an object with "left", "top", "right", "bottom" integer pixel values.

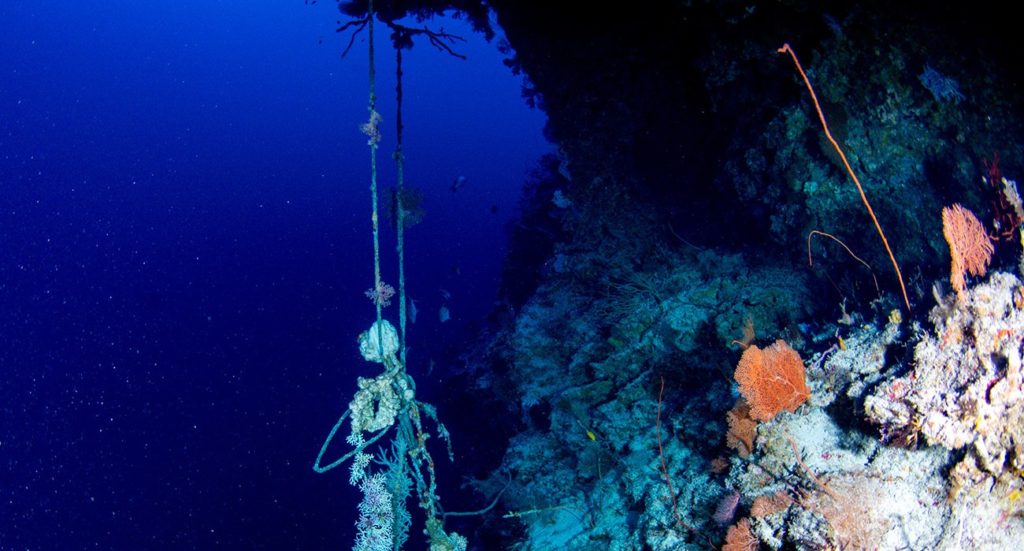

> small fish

[
  {"left": 449, "top": 175, "right": 467, "bottom": 193},
  {"left": 408, "top": 298, "right": 418, "bottom": 324},
  {"left": 575, "top": 419, "right": 597, "bottom": 441},
  {"left": 439, "top": 305, "right": 450, "bottom": 323},
  {"left": 440, "top": 288, "right": 451, "bottom": 301}
]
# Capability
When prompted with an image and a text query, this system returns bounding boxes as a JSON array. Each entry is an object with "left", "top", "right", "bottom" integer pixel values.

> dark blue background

[{"left": 0, "top": 0, "right": 548, "bottom": 547}]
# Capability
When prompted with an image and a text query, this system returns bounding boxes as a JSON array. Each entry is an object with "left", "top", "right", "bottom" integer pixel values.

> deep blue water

[{"left": 1, "top": 1, "right": 548, "bottom": 547}]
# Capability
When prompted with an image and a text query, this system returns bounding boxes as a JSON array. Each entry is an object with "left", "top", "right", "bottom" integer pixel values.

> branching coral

[
  {"left": 866, "top": 272, "right": 1024, "bottom": 492},
  {"left": 942, "top": 204, "right": 994, "bottom": 300},
  {"left": 735, "top": 340, "right": 810, "bottom": 422}
]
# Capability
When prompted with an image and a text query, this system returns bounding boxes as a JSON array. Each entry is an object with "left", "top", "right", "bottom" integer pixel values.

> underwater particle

[
  {"left": 449, "top": 175, "right": 467, "bottom": 192},
  {"left": 551, "top": 188, "right": 572, "bottom": 208}
]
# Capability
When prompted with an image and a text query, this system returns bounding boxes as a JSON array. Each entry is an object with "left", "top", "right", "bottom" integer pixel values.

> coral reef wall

[{"left": 371, "top": 0, "right": 1024, "bottom": 548}]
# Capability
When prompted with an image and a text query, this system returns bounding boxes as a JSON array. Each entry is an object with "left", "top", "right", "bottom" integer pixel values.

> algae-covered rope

[
  {"left": 395, "top": 46, "right": 408, "bottom": 367},
  {"left": 366, "top": 0, "right": 386, "bottom": 358}
]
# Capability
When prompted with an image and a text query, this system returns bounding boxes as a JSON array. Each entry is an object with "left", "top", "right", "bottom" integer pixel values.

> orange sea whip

[{"left": 778, "top": 43, "right": 911, "bottom": 312}]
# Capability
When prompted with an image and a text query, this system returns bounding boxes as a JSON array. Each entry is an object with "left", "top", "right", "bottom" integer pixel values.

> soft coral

[{"left": 982, "top": 152, "right": 1023, "bottom": 241}]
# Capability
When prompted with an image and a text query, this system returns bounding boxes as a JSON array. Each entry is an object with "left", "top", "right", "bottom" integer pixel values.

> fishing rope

[
  {"left": 314, "top": 0, "right": 393, "bottom": 478},
  {"left": 366, "top": 0, "right": 387, "bottom": 358},
  {"left": 395, "top": 46, "right": 408, "bottom": 367},
  {"left": 314, "top": 11, "right": 468, "bottom": 547}
]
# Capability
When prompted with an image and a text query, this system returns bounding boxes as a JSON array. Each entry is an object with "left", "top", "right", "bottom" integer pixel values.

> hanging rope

[
  {"left": 394, "top": 46, "right": 408, "bottom": 367},
  {"left": 336, "top": 14, "right": 466, "bottom": 367},
  {"left": 315, "top": 10, "right": 471, "bottom": 547},
  {"left": 364, "top": 0, "right": 387, "bottom": 359}
]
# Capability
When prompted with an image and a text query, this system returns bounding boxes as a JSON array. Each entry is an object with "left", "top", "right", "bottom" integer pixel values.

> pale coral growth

[
  {"left": 710, "top": 456, "right": 730, "bottom": 474},
  {"left": 726, "top": 398, "right": 757, "bottom": 458},
  {"left": 365, "top": 280, "right": 396, "bottom": 307},
  {"left": 800, "top": 475, "right": 891, "bottom": 551},
  {"left": 750, "top": 491, "right": 792, "bottom": 518},
  {"left": 714, "top": 490, "right": 741, "bottom": 525},
  {"left": 813, "top": 314, "right": 903, "bottom": 408},
  {"left": 722, "top": 517, "right": 758, "bottom": 551},
  {"left": 354, "top": 473, "right": 395, "bottom": 551},
  {"left": 349, "top": 370, "right": 410, "bottom": 435},
  {"left": 360, "top": 109, "right": 383, "bottom": 145},
  {"left": 942, "top": 203, "right": 994, "bottom": 299},
  {"left": 1002, "top": 178, "right": 1024, "bottom": 223},
  {"left": 735, "top": 340, "right": 810, "bottom": 421},
  {"left": 731, "top": 316, "right": 756, "bottom": 349},
  {"left": 866, "top": 272, "right": 1024, "bottom": 493},
  {"left": 735, "top": 406, "right": 955, "bottom": 549},
  {"left": 786, "top": 434, "right": 838, "bottom": 500}
]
